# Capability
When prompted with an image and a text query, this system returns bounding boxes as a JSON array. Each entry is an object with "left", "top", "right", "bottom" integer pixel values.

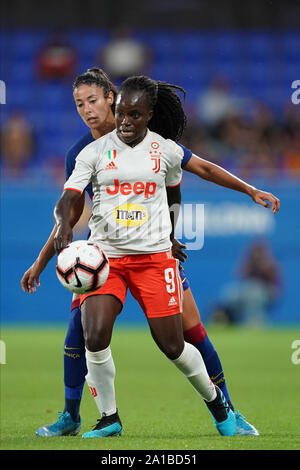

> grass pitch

[{"left": 1, "top": 325, "right": 300, "bottom": 451}]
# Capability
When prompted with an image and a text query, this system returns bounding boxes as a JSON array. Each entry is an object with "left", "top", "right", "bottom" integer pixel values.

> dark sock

[
  {"left": 184, "top": 323, "right": 235, "bottom": 411},
  {"left": 64, "top": 396, "right": 82, "bottom": 423},
  {"left": 205, "top": 386, "right": 230, "bottom": 423},
  {"left": 63, "top": 306, "right": 87, "bottom": 422}
]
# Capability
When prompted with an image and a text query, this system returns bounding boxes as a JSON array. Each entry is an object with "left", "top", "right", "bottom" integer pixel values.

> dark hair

[
  {"left": 118, "top": 75, "right": 187, "bottom": 142},
  {"left": 73, "top": 68, "right": 117, "bottom": 112}
]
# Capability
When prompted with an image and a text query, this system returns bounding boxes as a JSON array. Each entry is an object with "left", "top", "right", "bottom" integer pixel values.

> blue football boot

[
  {"left": 206, "top": 386, "right": 237, "bottom": 436},
  {"left": 82, "top": 410, "right": 122, "bottom": 438},
  {"left": 235, "top": 411, "right": 259, "bottom": 436},
  {"left": 36, "top": 411, "right": 81, "bottom": 437}
]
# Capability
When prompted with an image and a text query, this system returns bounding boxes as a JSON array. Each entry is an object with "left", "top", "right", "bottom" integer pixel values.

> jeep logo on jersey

[
  {"left": 106, "top": 179, "right": 157, "bottom": 199},
  {"left": 114, "top": 203, "right": 149, "bottom": 227}
]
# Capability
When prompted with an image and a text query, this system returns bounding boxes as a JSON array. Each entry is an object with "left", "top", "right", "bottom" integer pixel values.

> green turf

[{"left": 1, "top": 325, "right": 300, "bottom": 451}]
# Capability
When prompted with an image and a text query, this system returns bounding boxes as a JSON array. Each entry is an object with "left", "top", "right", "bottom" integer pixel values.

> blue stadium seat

[
  {"left": 10, "top": 30, "right": 49, "bottom": 62},
  {"left": 210, "top": 62, "right": 246, "bottom": 83},
  {"left": 68, "top": 30, "right": 109, "bottom": 58},
  {"left": 182, "top": 62, "right": 217, "bottom": 88},
  {"left": 212, "top": 32, "right": 241, "bottom": 61},
  {"left": 36, "top": 83, "right": 73, "bottom": 110},
  {"left": 149, "top": 32, "right": 178, "bottom": 62},
  {"left": 281, "top": 32, "right": 300, "bottom": 61},
  {"left": 180, "top": 80, "right": 202, "bottom": 103},
  {"left": 242, "top": 32, "right": 276, "bottom": 60},
  {"left": 177, "top": 33, "right": 213, "bottom": 62},
  {"left": 5, "top": 85, "right": 34, "bottom": 109},
  {"left": 10, "top": 60, "right": 35, "bottom": 84},
  {"left": 282, "top": 62, "right": 300, "bottom": 82},
  {"left": 151, "top": 62, "right": 178, "bottom": 83},
  {"left": 2, "top": 29, "right": 294, "bottom": 158}
]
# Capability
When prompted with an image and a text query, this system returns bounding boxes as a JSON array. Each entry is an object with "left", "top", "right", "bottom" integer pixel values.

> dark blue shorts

[{"left": 179, "top": 264, "right": 190, "bottom": 291}]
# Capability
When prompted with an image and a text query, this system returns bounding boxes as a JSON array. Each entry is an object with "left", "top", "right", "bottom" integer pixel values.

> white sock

[
  {"left": 85, "top": 346, "right": 117, "bottom": 416},
  {"left": 171, "top": 342, "right": 217, "bottom": 402}
]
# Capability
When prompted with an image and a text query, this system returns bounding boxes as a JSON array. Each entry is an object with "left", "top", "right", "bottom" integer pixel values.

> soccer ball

[{"left": 56, "top": 240, "right": 109, "bottom": 294}]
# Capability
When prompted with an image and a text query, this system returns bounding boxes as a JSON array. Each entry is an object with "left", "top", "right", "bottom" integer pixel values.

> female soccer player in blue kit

[{"left": 21, "top": 68, "right": 279, "bottom": 437}]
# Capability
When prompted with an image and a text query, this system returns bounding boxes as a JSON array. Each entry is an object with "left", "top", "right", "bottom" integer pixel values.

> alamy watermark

[
  {"left": 0, "top": 340, "right": 6, "bottom": 364},
  {"left": 291, "top": 80, "right": 300, "bottom": 105},
  {"left": 0, "top": 80, "right": 6, "bottom": 104},
  {"left": 291, "top": 340, "right": 300, "bottom": 365},
  {"left": 97, "top": 202, "right": 205, "bottom": 251}
]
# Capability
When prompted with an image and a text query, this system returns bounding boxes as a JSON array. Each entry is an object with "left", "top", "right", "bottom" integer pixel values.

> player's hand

[
  {"left": 250, "top": 188, "right": 280, "bottom": 214},
  {"left": 54, "top": 224, "right": 73, "bottom": 254},
  {"left": 21, "top": 261, "right": 42, "bottom": 294},
  {"left": 171, "top": 238, "right": 188, "bottom": 262}
]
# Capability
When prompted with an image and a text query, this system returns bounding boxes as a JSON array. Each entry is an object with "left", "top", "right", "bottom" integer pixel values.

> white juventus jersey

[{"left": 64, "top": 129, "right": 182, "bottom": 257}]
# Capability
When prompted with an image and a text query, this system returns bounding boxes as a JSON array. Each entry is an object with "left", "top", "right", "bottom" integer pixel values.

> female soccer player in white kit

[
  {"left": 24, "top": 69, "right": 280, "bottom": 437},
  {"left": 53, "top": 76, "right": 239, "bottom": 437}
]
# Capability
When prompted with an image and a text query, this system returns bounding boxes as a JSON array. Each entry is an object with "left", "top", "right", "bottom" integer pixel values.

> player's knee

[
  {"left": 84, "top": 333, "right": 102, "bottom": 352},
  {"left": 84, "top": 325, "right": 109, "bottom": 352},
  {"left": 161, "top": 341, "right": 184, "bottom": 361}
]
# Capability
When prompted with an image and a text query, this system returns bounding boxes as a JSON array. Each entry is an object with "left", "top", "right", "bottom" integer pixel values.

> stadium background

[{"left": 1, "top": 0, "right": 300, "bottom": 327}]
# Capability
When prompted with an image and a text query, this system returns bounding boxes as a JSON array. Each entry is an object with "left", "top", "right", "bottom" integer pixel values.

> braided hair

[
  {"left": 73, "top": 68, "right": 118, "bottom": 112},
  {"left": 118, "top": 75, "right": 187, "bottom": 142}
]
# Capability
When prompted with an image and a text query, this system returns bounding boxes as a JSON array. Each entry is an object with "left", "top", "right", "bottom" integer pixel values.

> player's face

[
  {"left": 73, "top": 84, "right": 114, "bottom": 130},
  {"left": 115, "top": 90, "right": 153, "bottom": 147}
]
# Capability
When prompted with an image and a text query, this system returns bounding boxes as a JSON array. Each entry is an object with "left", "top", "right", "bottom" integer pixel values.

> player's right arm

[
  {"left": 21, "top": 139, "right": 96, "bottom": 294},
  {"left": 21, "top": 194, "right": 85, "bottom": 293},
  {"left": 54, "top": 142, "right": 98, "bottom": 253},
  {"left": 53, "top": 189, "right": 83, "bottom": 253}
]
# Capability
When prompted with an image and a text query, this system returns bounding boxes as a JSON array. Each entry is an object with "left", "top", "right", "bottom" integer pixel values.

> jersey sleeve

[
  {"left": 65, "top": 142, "right": 94, "bottom": 199},
  {"left": 177, "top": 143, "right": 193, "bottom": 168},
  {"left": 65, "top": 148, "right": 76, "bottom": 181},
  {"left": 64, "top": 142, "right": 98, "bottom": 193},
  {"left": 165, "top": 141, "right": 183, "bottom": 187}
]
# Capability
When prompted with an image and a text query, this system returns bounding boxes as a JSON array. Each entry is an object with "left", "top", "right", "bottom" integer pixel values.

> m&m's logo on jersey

[
  {"left": 150, "top": 142, "right": 161, "bottom": 173},
  {"left": 114, "top": 203, "right": 149, "bottom": 227}
]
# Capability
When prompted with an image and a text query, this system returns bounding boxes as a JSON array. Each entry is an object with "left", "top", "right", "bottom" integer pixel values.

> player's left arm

[{"left": 184, "top": 154, "right": 280, "bottom": 214}]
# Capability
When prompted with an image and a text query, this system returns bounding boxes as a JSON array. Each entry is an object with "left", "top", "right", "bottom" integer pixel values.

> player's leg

[
  {"left": 36, "top": 300, "right": 85, "bottom": 437},
  {"left": 181, "top": 284, "right": 234, "bottom": 409},
  {"left": 147, "top": 313, "right": 236, "bottom": 436},
  {"left": 63, "top": 302, "right": 87, "bottom": 421},
  {"left": 81, "top": 293, "right": 123, "bottom": 438},
  {"left": 181, "top": 270, "right": 259, "bottom": 436},
  {"left": 129, "top": 252, "right": 236, "bottom": 436}
]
